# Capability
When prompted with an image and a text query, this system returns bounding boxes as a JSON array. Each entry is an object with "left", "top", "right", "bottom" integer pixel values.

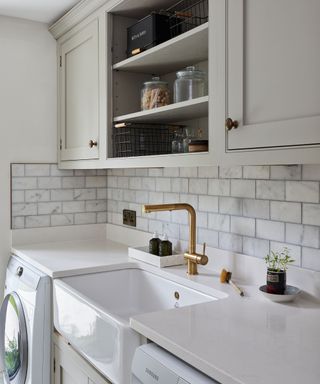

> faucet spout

[{"left": 143, "top": 203, "right": 208, "bottom": 275}]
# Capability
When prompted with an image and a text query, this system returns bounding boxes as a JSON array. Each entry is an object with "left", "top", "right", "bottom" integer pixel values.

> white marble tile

[
  {"left": 135, "top": 169, "right": 148, "bottom": 177},
  {"left": 25, "top": 189, "right": 50, "bottom": 202},
  {"left": 243, "top": 199, "right": 269, "bottom": 219},
  {"left": 12, "top": 177, "right": 37, "bottom": 190},
  {"left": 74, "top": 212, "right": 97, "bottom": 225},
  {"left": 231, "top": 179, "right": 255, "bottom": 199},
  {"left": 86, "top": 176, "right": 107, "bottom": 188},
  {"left": 107, "top": 176, "right": 118, "bottom": 188},
  {"left": 50, "top": 164, "right": 73, "bottom": 176},
  {"left": 51, "top": 214, "right": 73, "bottom": 226},
  {"left": 62, "top": 201, "right": 86, "bottom": 213},
  {"left": 270, "top": 165, "right": 301, "bottom": 180},
  {"left": 256, "top": 219, "right": 285, "bottom": 242},
  {"left": 117, "top": 177, "right": 129, "bottom": 189},
  {"left": 179, "top": 167, "right": 197, "bottom": 178},
  {"left": 231, "top": 216, "right": 255, "bottom": 237},
  {"left": 171, "top": 210, "right": 188, "bottom": 225},
  {"left": 38, "top": 177, "right": 61, "bottom": 189},
  {"left": 163, "top": 222, "right": 179, "bottom": 239},
  {"left": 219, "top": 166, "right": 242, "bottom": 179},
  {"left": 198, "top": 229, "right": 219, "bottom": 248},
  {"left": 208, "top": 179, "right": 230, "bottom": 196},
  {"left": 12, "top": 203, "right": 37, "bottom": 216},
  {"left": 163, "top": 193, "right": 180, "bottom": 204},
  {"left": 50, "top": 189, "right": 74, "bottom": 201},
  {"left": 243, "top": 166, "right": 270, "bottom": 179},
  {"left": 270, "top": 201, "right": 301, "bottom": 223},
  {"left": 62, "top": 177, "right": 85, "bottom": 189},
  {"left": 243, "top": 237, "right": 270, "bottom": 259},
  {"left": 189, "top": 178, "right": 208, "bottom": 195},
  {"left": 73, "top": 189, "right": 96, "bottom": 201},
  {"left": 86, "top": 200, "right": 107, "bottom": 212},
  {"left": 256, "top": 180, "right": 285, "bottom": 200},
  {"left": 286, "top": 223, "right": 319, "bottom": 248},
  {"left": 163, "top": 168, "right": 179, "bottom": 177},
  {"left": 198, "top": 166, "right": 219, "bottom": 178},
  {"left": 136, "top": 217, "right": 149, "bottom": 231},
  {"left": 97, "top": 212, "right": 107, "bottom": 223},
  {"left": 141, "top": 177, "right": 156, "bottom": 191},
  {"left": 129, "top": 177, "right": 142, "bottom": 190},
  {"left": 198, "top": 195, "right": 218, "bottom": 212},
  {"left": 12, "top": 216, "right": 25, "bottom": 229},
  {"left": 135, "top": 191, "right": 149, "bottom": 204},
  {"left": 208, "top": 213, "right": 230, "bottom": 232},
  {"left": 179, "top": 194, "right": 198, "bottom": 209},
  {"left": 148, "top": 168, "right": 163, "bottom": 177},
  {"left": 149, "top": 220, "right": 163, "bottom": 234},
  {"left": 97, "top": 188, "right": 107, "bottom": 200},
  {"left": 25, "top": 215, "right": 50, "bottom": 228},
  {"left": 302, "top": 247, "right": 320, "bottom": 271},
  {"left": 219, "top": 232, "right": 242, "bottom": 253},
  {"left": 25, "top": 164, "right": 50, "bottom": 176},
  {"left": 38, "top": 202, "right": 62, "bottom": 215},
  {"left": 302, "top": 164, "right": 320, "bottom": 181},
  {"left": 172, "top": 178, "right": 188, "bottom": 193},
  {"left": 286, "top": 181, "right": 319, "bottom": 203},
  {"left": 12, "top": 191, "right": 24, "bottom": 203},
  {"left": 156, "top": 178, "right": 171, "bottom": 192},
  {"left": 303, "top": 204, "right": 320, "bottom": 226},
  {"left": 219, "top": 197, "right": 242, "bottom": 215},
  {"left": 11, "top": 164, "right": 24, "bottom": 177}
]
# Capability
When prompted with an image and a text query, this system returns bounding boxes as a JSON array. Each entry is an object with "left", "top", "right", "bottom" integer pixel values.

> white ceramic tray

[
  {"left": 259, "top": 285, "right": 301, "bottom": 303},
  {"left": 128, "top": 246, "right": 186, "bottom": 268}
]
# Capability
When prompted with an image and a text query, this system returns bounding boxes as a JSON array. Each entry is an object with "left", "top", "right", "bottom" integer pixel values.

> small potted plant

[{"left": 264, "top": 247, "right": 295, "bottom": 294}]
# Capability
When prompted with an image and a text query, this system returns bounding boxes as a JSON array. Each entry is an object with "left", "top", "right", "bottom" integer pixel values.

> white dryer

[{"left": 0, "top": 255, "right": 52, "bottom": 384}]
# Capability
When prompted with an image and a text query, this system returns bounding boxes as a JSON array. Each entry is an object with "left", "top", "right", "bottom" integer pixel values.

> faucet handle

[{"left": 202, "top": 242, "right": 206, "bottom": 256}]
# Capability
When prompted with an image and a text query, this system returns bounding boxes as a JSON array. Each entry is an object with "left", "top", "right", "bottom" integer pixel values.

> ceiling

[{"left": 0, "top": 0, "right": 81, "bottom": 24}]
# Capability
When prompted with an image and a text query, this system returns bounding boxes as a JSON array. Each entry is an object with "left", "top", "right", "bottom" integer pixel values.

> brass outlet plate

[{"left": 123, "top": 209, "right": 136, "bottom": 227}]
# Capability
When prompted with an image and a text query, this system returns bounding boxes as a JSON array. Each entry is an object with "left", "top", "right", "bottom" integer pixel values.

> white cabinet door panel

[
  {"left": 227, "top": 0, "right": 320, "bottom": 150},
  {"left": 60, "top": 19, "right": 99, "bottom": 160}
]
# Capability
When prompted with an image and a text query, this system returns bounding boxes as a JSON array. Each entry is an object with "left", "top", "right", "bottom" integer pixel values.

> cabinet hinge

[
  {"left": 59, "top": 56, "right": 62, "bottom": 67},
  {"left": 59, "top": 139, "right": 62, "bottom": 150},
  {"left": 53, "top": 358, "right": 56, "bottom": 373}
]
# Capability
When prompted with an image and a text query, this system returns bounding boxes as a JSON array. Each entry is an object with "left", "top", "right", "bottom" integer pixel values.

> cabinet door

[
  {"left": 226, "top": 0, "right": 320, "bottom": 151},
  {"left": 54, "top": 345, "right": 89, "bottom": 384},
  {"left": 59, "top": 19, "right": 100, "bottom": 161}
]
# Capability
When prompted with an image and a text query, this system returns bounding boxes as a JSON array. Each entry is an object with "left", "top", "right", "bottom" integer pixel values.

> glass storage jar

[
  {"left": 141, "top": 77, "right": 170, "bottom": 110},
  {"left": 174, "top": 66, "right": 207, "bottom": 103}
]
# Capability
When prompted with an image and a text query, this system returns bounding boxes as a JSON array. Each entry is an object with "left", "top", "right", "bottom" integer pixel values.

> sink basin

[{"left": 53, "top": 267, "right": 216, "bottom": 383}]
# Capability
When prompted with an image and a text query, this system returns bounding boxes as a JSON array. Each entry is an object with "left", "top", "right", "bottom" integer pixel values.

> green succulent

[{"left": 264, "top": 247, "right": 295, "bottom": 272}]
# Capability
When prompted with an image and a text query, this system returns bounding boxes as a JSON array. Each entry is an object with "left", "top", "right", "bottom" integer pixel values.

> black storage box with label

[{"left": 127, "top": 13, "right": 171, "bottom": 57}]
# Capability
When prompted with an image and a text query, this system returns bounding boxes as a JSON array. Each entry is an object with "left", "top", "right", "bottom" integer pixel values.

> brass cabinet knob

[
  {"left": 89, "top": 140, "right": 98, "bottom": 148},
  {"left": 225, "top": 118, "right": 239, "bottom": 131}
]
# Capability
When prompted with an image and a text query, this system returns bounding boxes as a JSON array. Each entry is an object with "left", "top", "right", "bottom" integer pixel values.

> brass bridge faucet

[{"left": 142, "top": 203, "right": 208, "bottom": 275}]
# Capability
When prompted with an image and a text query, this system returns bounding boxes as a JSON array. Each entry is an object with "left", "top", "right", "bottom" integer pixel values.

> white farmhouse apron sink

[{"left": 53, "top": 266, "right": 217, "bottom": 384}]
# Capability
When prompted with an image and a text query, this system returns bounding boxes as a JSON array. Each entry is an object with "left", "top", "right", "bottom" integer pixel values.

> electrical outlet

[{"left": 123, "top": 209, "right": 136, "bottom": 227}]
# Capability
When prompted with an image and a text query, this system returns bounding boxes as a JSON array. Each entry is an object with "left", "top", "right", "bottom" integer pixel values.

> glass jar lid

[
  {"left": 143, "top": 76, "right": 168, "bottom": 86},
  {"left": 176, "top": 66, "right": 206, "bottom": 79}
]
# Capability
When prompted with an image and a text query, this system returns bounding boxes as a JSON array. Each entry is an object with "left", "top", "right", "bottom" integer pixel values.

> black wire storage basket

[
  {"left": 166, "top": 0, "right": 208, "bottom": 38},
  {"left": 113, "top": 122, "right": 184, "bottom": 158}
]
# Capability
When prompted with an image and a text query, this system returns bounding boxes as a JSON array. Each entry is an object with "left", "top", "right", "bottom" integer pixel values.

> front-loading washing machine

[{"left": 0, "top": 255, "right": 52, "bottom": 384}]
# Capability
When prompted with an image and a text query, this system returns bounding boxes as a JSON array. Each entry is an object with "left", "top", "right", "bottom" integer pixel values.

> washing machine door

[{"left": 0, "top": 293, "right": 28, "bottom": 384}]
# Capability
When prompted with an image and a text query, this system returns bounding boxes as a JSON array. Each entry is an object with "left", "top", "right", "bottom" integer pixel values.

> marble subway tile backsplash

[
  {"left": 11, "top": 163, "right": 320, "bottom": 271},
  {"left": 106, "top": 165, "right": 320, "bottom": 271},
  {"left": 11, "top": 164, "right": 107, "bottom": 229}
]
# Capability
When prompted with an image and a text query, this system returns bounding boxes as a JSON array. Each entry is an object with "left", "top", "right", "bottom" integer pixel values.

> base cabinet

[{"left": 54, "top": 334, "right": 111, "bottom": 384}]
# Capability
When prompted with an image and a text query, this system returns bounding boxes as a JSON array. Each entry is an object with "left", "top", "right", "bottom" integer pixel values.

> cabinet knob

[
  {"left": 225, "top": 118, "right": 239, "bottom": 131},
  {"left": 16, "top": 266, "right": 23, "bottom": 277},
  {"left": 89, "top": 140, "right": 98, "bottom": 148}
]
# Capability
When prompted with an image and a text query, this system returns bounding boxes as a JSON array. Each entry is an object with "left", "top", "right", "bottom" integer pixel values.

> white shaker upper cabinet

[
  {"left": 217, "top": 0, "right": 320, "bottom": 164},
  {"left": 59, "top": 19, "right": 100, "bottom": 161}
]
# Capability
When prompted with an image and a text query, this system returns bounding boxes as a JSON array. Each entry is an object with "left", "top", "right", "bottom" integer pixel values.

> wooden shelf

[
  {"left": 113, "top": 96, "right": 208, "bottom": 123},
  {"left": 113, "top": 23, "right": 208, "bottom": 75}
]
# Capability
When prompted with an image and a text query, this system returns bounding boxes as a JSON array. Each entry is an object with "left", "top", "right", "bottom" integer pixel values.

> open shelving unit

[
  {"left": 109, "top": 0, "right": 210, "bottom": 162},
  {"left": 113, "top": 22, "right": 208, "bottom": 75},
  {"left": 114, "top": 96, "right": 208, "bottom": 123}
]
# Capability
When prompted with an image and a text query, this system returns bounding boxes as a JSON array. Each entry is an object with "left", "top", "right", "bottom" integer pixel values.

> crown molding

[{"left": 49, "top": 0, "right": 119, "bottom": 39}]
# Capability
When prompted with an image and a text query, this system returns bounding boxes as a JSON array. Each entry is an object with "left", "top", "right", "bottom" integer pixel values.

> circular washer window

[{"left": 0, "top": 292, "right": 28, "bottom": 384}]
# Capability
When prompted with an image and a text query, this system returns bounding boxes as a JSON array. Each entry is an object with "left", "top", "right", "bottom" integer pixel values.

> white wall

[{"left": 0, "top": 16, "right": 57, "bottom": 292}]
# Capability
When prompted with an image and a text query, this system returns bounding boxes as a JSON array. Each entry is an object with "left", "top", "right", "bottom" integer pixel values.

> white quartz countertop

[{"left": 12, "top": 238, "right": 320, "bottom": 384}]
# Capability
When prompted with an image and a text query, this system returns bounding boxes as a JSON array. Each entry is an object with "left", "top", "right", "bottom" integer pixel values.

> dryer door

[{"left": 0, "top": 293, "right": 28, "bottom": 384}]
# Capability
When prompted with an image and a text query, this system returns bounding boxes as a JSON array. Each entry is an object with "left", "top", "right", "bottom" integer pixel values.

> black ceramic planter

[{"left": 266, "top": 269, "right": 286, "bottom": 294}]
